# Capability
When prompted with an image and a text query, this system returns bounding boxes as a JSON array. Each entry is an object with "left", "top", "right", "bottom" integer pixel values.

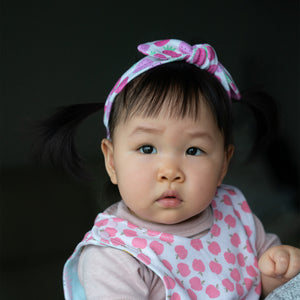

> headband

[{"left": 103, "top": 39, "right": 241, "bottom": 137}]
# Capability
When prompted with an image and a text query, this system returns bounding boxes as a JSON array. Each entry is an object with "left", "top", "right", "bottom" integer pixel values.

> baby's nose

[{"left": 157, "top": 162, "right": 185, "bottom": 183}]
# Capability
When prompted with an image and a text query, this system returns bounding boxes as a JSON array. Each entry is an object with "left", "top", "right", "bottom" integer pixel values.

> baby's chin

[{"left": 129, "top": 208, "right": 201, "bottom": 226}]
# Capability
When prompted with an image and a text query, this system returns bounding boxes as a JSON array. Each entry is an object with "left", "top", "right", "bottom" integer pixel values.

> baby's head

[
  {"left": 101, "top": 40, "right": 239, "bottom": 224},
  {"left": 35, "top": 39, "right": 278, "bottom": 218}
]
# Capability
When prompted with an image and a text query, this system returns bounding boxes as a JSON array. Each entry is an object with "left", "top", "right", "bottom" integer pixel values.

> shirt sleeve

[
  {"left": 78, "top": 245, "right": 164, "bottom": 300},
  {"left": 253, "top": 214, "right": 281, "bottom": 259}
]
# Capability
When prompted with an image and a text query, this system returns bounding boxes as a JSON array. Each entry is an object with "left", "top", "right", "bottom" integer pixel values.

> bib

[{"left": 63, "top": 184, "right": 261, "bottom": 299}]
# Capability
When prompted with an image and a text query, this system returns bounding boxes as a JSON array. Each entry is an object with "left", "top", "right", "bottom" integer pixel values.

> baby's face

[{"left": 102, "top": 102, "right": 233, "bottom": 225}]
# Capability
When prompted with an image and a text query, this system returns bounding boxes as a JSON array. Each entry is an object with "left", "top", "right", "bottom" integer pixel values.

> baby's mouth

[{"left": 156, "top": 191, "right": 183, "bottom": 208}]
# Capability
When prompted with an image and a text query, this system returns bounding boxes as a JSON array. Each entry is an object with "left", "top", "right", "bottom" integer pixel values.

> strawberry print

[
  {"left": 114, "top": 77, "right": 128, "bottom": 94},
  {"left": 107, "top": 77, "right": 121, "bottom": 97},
  {"left": 207, "top": 64, "right": 218, "bottom": 74},
  {"left": 133, "top": 58, "right": 155, "bottom": 73},
  {"left": 154, "top": 53, "right": 167, "bottom": 59},
  {"left": 206, "top": 284, "right": 220, "bottom": 298},
  {"left": 206, "top": 44, "right": 216, "bottom": 61},
  {"left": 137, "top": 44, "right": 150, "bottom": 53},
  {"left": 178, "top": 41, "right": 192, "bottom": 54},
  {"left": 154, "top": 39, "right": 170, "bottom": 47},
  {"left": 193, "top": 48, "right": 206, "bottom": 66},
  {"left": 162, "top": 50, "right": 182, "bottom": 58},
  {"left": 175, "top": 245, "right": 188, "bottom": 259}
]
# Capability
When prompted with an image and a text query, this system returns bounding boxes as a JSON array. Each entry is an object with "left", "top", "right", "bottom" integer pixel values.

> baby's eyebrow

[
  {"left": 186, "top": 131, "right": 214, "bottom": 142},
  {"left": 130, "top": 126, "right": 214, "bottom": 142},
  {"left": 129, "top": 125, "right": 164, "bottom": 136}
]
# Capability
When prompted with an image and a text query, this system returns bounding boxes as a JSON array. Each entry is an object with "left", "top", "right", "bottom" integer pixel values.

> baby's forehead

[
  {"left": 123, "top": 95, "right": 214, "bottom": 122},
  {"left": 120, "top": 103, "right": 219, "bottom": 133}
]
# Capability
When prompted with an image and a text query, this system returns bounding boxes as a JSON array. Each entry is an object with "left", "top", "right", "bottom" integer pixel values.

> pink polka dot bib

[{"left": 64, "top": 185, "right": 261, "bottom": 299}]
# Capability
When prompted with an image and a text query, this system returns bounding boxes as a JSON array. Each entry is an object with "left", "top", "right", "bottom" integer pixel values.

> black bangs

[
  {"left": 122, "top": 62, "right": 204, "bottom": 121},
  {"left": 109, "top": 61, "right": 233, "bottom": 146}
]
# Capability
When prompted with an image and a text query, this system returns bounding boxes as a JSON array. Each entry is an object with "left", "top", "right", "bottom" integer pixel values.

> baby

[{"left": 36, "top": 39, "right": 300, "bottom": 299}]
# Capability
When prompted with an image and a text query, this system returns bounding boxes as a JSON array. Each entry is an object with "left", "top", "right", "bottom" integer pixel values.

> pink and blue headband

[{"left": 103, "top": 39, "right": 241, "bottom": 138}]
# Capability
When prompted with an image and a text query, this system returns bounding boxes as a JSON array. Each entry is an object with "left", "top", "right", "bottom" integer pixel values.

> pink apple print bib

[{"left": 63, "top": 184, "right": 261, "bottom": 300}]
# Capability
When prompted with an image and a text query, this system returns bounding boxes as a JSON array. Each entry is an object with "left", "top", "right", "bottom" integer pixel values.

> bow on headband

[{"left": 104, "top": 39, "right": 241, "bottom": 137}]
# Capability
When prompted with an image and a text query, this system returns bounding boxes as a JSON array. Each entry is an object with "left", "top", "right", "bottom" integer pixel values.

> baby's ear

[
  {"left": 218, "top": 144, "right": 235, "bottom": 186},
  {"left": 101, "top": 139, "right": 118, "bottom": 184}
]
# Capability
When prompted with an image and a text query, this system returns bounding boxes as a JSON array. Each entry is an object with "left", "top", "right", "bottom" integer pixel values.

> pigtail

[
  {"left": 237, "top": 89, "right": 279, "bottom": 159},
  {"left": 33, "top": 103, "right": 104, "bottom": 180}
]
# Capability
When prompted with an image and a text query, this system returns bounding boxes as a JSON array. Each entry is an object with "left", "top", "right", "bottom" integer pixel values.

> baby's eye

[
  {"left": 186, "top": 147, "right": 203, "bottom": 156},
  {"left": 138, "top": 145, "right": 157, "bottom": 154}
]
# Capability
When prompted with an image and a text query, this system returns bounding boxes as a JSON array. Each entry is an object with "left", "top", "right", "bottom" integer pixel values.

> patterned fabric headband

[{"left": 103, "top": 39, "right": 241, "bottom": 138}]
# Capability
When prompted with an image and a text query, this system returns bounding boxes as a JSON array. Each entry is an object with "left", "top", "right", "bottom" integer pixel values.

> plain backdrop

[{"left": 1, "top": 0, "right": 299, "bottom": 299}]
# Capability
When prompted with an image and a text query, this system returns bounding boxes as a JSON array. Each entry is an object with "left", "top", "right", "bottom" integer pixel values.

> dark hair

[
  {"left": 33, "top": 62, "right": 278, "bottom": 179},
  {"left": 109, "top": 62, "right": 233, "bottom": 147}
]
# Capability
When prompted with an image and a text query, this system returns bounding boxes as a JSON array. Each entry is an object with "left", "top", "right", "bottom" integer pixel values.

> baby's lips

[
  {"left": 158, "top": 190, "right": 182, "bottom": 201},
  {"left": 156, "top": 190, "right": 183, "bottom": 208}
]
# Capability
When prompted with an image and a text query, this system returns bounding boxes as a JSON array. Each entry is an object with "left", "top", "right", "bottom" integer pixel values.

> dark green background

[{"left": 2, "top": 0, "right": 299, "bottom": 299}]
